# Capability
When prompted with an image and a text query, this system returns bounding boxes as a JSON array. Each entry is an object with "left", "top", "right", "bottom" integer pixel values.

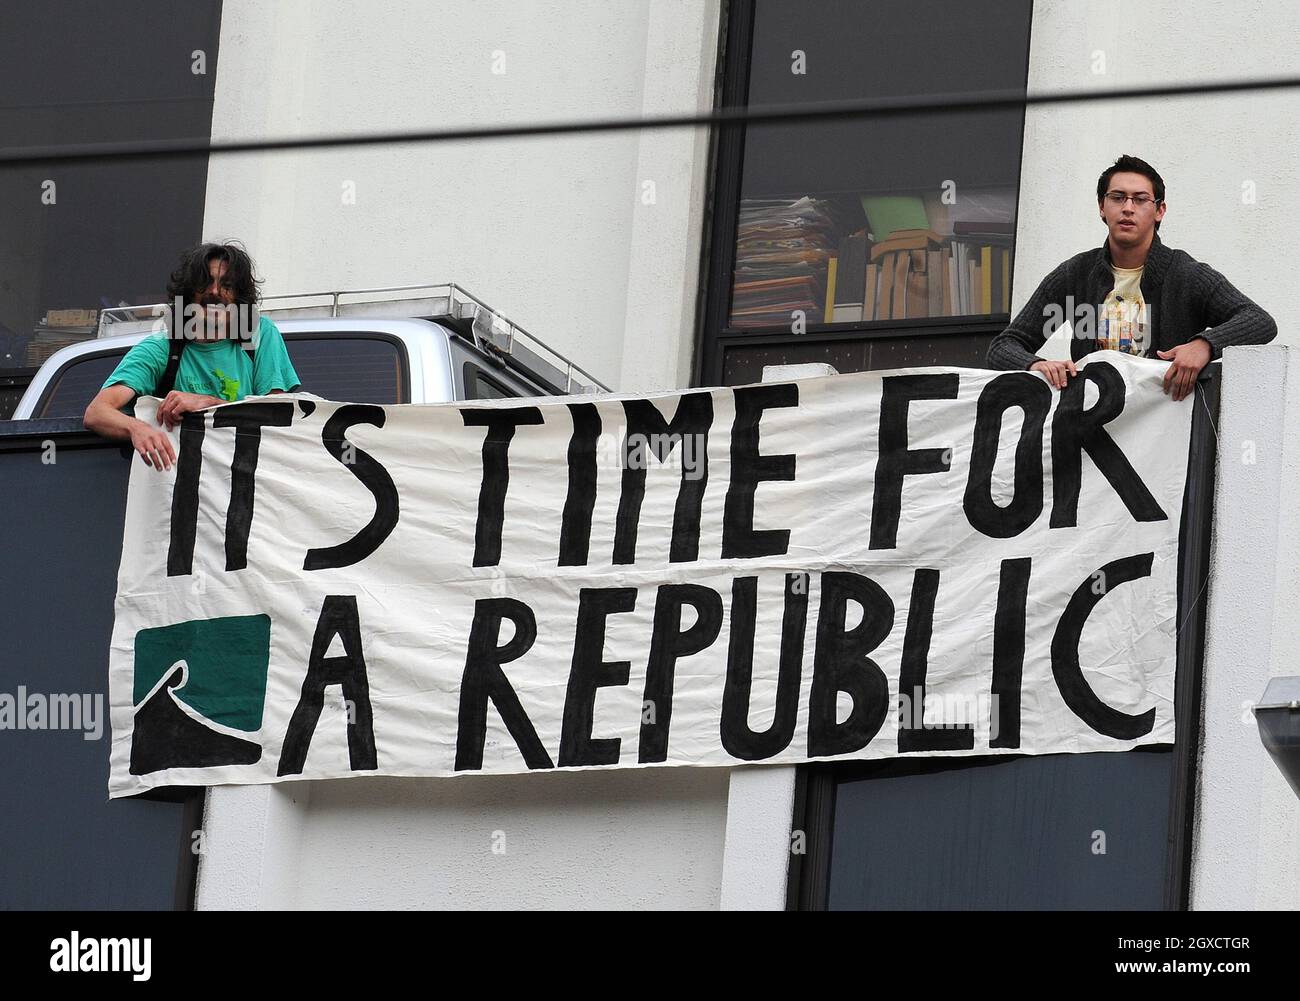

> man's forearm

[
  {"left": 985, "top": 264, "right": 1065, "bottom": 370},
  {"left": 1198, "top": 303, "right": 1278, "bottom": 358},
  {"left": 987, "top": 330, "right": 1043, "bottom": 371},
  {"left": 1195, "top": 268, "right": 1278, "bottom": 359},
  {"left": 84, "top": 399, "right": 144, "bottom": 442}
]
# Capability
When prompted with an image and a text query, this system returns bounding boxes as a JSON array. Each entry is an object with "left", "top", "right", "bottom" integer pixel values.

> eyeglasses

[{"left": 1104, "top": 191, "right": 1160, "bottom": 207}]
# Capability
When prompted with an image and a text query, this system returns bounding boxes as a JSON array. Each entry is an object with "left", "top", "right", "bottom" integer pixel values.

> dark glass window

[
  {"left": 0, "top": 1, "right": 223, "bottom": 370},
  {"left": 38, "top": 351, "right": 125, "bottom": 418},
  {"left": 0, "top": 431, "right": 199, "bottom": 908},
  {"left": 700, "top": 0, "right": 1033, "bottom": 385},
  {"left": 463, "top": 364, "right": 513, "bottom": 400},
  {"left": 824, "top": 752, "right": 1173, "bottom": 909},
  {"left": 284, "top": 336, "right": 407, "bottom": 404},
  {"left": 734, "top": 0, "right": 1029, "bottom": 329}
]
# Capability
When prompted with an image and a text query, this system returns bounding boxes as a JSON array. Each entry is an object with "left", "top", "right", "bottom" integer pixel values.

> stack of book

[
  {"left": 27, "top": 308, "right": 102, "bottom": 365},
  {"left": 825, "top": 227, "right": 939, "bottom": 322},
  {"left": 949, "top": 220, "right": 1013, "bottom": 316},
  {"left": 730, "top": 196, "right": 837, "bottom": 328},
  {"left": 26, "top": 330, "right": 95, "bottom": 366},
  {"left": 822, "top": 194, "right": 1016, "bottom": 321}
]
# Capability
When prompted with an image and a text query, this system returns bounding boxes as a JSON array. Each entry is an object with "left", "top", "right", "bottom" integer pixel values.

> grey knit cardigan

[{"left": 986, "top": 233, "right": 1277, "bottom": 370}]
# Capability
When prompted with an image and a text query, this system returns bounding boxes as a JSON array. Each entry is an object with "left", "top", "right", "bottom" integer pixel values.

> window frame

[
  {"left": 694, "top": 0, "right": 1033, "bottom": 387},
  {"left": 37, "top": 347, "right": 132, "bottom": 419},
  {"left": 277, "top": 330, "right": 411, "bottom": 405},
  {"left": 460, "top": 361, "right": 517, "bottom": 401}
]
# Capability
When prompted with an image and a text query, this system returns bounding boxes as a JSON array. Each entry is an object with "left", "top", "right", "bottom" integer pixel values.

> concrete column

[
  {"left": 195, "top": 782, "right": 311, "bottom": 909},
  {"left": 1192, "top": 344, "right": 1300, "bottom": 909},
  {"left": 718, "top": 362, "right": 837, "bottom": 910}
]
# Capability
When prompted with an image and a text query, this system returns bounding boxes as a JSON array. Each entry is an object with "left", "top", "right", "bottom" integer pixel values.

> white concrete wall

[
  {"left": 202, "top": 0, "right": 719, "bottom": 393},
  {"left": 1193, "top": 345, "right": 1300, "bottom": 908},
  {"left": 1016, "top": 0, "right": 1297, "bottom": 360},
  {"left": 198, "top": 768, "right": 731, "bottom": 910},
  {"left": 196, "top": 0, "right": 731, "bottom": 911}
]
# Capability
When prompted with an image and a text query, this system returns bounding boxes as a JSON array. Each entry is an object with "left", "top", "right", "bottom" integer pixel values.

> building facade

[{"left": 2, "top": 0, "right": 1296, "bottom": 909}]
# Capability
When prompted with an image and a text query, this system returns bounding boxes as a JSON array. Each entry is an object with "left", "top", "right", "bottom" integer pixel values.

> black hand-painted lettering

[
  {"left": 639, "top": 583, "right": 722, "bottom": 763},
  {"left": 278, "top": 595, "right": 377, "bottom": 775},
  {"left": 898, "top": 568, "right": 974, "bottom": 752},
  {"left": 722, "top": 384, "right": 797, "bottom": 559},
  {"left": 1051, "top": 362, "right": 1166, "bottom": 528},
  {"left": 304, "top": 405, "right": 400, "bottom": 571},
  {"left": 559, "top": 587, "right": 637, "bottom": 767},
  {"left": 559, "top": 403, "right": 602, "bottom": 566},
  {"left": 166, "top": 412, "right": 207, "bottom": 576},
  {"left": 870, "top": 374, "right": 959, "bottom": 550},
  {"left": 461, "top": 407, "right": 544, "bottom": 567},
  {"left": 454, "top": 597, "right": 553, "bottom": 771},
  {"left": 721, "top": 573, "right": 808, "bottom": 761},
  {"left": 965, "top": 373, "right": 1051, "bottom": 538},
  {"left": 1051, "top": 553, "right": 1157, "bottom": 739},
  {"left": 989, "top": 557, "right": 1032, "bottom": 749},
  {"left": 613, "top": 394, "right": 712, "bottom": 564},
  {"left": 808, "top": 571, "right": 894, "bottom": 757},
  {"left": 213, "top": 402, "right": 295, "bottom": 572}
]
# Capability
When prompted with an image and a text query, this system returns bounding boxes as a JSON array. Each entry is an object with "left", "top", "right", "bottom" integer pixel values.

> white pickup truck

[
  {"left": 0, "top": 283, "right": 611, "bottom": 910},
  {"left": 11, "top": 283, "right": 608, "bottom": 420}
]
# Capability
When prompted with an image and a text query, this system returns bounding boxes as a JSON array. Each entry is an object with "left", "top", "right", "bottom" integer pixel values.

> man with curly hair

[{"left": 84, "top": 242, "right": 300, "bottom": 471}]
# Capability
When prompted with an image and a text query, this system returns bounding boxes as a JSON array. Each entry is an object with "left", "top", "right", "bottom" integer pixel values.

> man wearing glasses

[{"left": 986, "top": 154, "right": 1276, "bottom": 400}]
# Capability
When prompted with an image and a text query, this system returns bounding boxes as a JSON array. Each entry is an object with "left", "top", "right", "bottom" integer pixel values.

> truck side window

[
  {"left": 463, "top": 363, "right": 513, "bottom": 400},
  {"left": 283, "top": 336, "right": 406, "bottom": 404},
  {"left": 39, "top": 352, "right": 126, "bottom": 418}
]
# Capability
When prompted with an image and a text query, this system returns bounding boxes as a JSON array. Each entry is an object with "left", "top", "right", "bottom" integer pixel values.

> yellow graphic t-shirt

[{"left": 1098, "top": 265, "right": 1150, "bottom": 355}]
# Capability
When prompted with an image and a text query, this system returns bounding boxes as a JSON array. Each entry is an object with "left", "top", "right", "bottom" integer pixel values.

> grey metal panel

[
  {"left": 827, "top": 751, "right": 1172, "bottom": 910},
  {"left": 0, "top": 434, "right": 194, "bottom": 909}
]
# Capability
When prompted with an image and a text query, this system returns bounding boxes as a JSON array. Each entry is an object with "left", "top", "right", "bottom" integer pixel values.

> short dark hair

[
  {"left": 1097, "top": 155, "right": 1165, "bottom": 232},
  {"left": 166, "top": 241, "right": 263, "bottom": 307}
]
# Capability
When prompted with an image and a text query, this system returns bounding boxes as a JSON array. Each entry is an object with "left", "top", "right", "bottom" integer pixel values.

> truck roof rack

[{"left": 95, "top": 282, "right": 610, "bottom": 394}]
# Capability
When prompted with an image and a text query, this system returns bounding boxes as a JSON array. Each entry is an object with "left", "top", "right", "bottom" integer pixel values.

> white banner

[{"left": 107, "top": 353, "right": 1193, "bottom": 797}]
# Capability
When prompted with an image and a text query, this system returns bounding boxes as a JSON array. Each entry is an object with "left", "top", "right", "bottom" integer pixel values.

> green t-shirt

[{"left": 101, "top": 315, "right": 301, "bottom": 402}]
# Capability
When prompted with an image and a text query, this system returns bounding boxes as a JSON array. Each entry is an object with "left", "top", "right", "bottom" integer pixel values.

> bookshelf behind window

[
  {"left": 696, "top": 0, "right": 1033, "bottom": 385},
  {"left": 728, "top": 185, "right": 1017, "bottom": 332}
]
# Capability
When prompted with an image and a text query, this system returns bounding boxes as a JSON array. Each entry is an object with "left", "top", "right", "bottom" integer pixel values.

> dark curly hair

[
  {"left": 1097, "top": 155, "right": 1165, "bottom": 233},
  {"left": 166, "top": 241, "right": 263, "bottom": 308}
]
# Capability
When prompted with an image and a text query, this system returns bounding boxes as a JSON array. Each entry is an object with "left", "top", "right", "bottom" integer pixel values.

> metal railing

[{"left": 96, "top": 282, "right": 610, "bottom": 393}]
